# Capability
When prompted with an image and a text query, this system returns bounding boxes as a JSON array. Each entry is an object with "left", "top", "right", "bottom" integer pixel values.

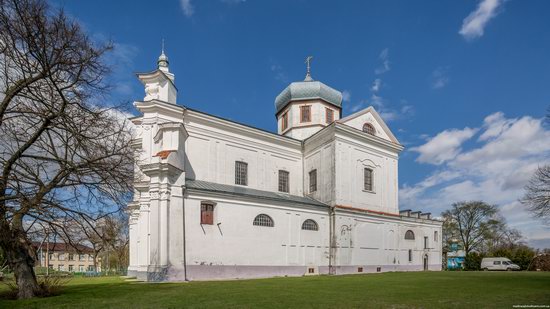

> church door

[{"left": 423, "top": 254, "right": 428, "bottom": 271}]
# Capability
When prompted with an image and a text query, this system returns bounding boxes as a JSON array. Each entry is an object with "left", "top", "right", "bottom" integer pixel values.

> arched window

[
  {"left": 362, "top": 123, "right": 376, "bottom": 135},
  {"left": 405, "top": 230, "right": 415, "bottom": 240},
  {"left": 253, "top": 214, "right": 274, "bottom": 227},
  {"left": 301, "top": 219, "right": 318, "bottom": 231}
]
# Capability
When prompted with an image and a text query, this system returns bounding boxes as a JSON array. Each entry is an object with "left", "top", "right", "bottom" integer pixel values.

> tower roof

[{"left": 274, "top": 80, "right": 342, "bottom": 114}]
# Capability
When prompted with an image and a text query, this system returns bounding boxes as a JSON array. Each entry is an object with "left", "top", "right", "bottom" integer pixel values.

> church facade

[{"left": 126, "top": 51, "right": 442, "bottom": 281}]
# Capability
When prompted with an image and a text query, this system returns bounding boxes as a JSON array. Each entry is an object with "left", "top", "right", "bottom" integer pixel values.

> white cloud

[
  {"left": 180, "top": 0, "right": 194, "bottom": 17},
  {"left": 371, "top": 78, "right": 382, "bottom": 93},
  {"left": 459, "top": 0, "right": 503, "bottom": 40},
  {"left": 411, "top": 127, "right": 478, "bottom": 165},
  {"left": 402, "top": 112, "right": 550, "bottom": 248},
  {"left": 348, "top": 95, "right": 413, "bottom": 122},
  {"left": 270, "top": 63, "right": 288, "bottom": 83},
  {"left": 104, "top": 43, "right": 139, "bottom": 96},
  {"left": 431, "top": 66, "right": 450, "bottom": 89},
  {"left": 342, "top": 90, "right": 351, "bottom": 102},
  {"left": 375, "top": 48, "right": 391, "bottom": 75},
  {"left": 478, "top": 111, "right": 514, "bottom": 141}
]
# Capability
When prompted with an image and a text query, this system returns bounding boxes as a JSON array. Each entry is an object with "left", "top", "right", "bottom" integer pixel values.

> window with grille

[
  {"left": 362, "top": 123, "right": 376, "bottom": 135},
  {"left": 253, "top": 214, "right": 274, "bottom": 227},
  {"left": 325, "top": 108, "right": 334, "bottom": 123},
  {"left": 309, "top": 169, "right": 317, "bottom": 193},
  {"left": 364, "top": 168, "right": 373, "bottom": 191},
  {"left": 278, "top": 170, "right": 289, "bottom": 193},
  {"left": 201, "top": 202, "right": 214, "bottom": 225},
  {"left": 408, "top": 249, "right": 412, "bottom": 262},
  {"left": 301, "top": 219, "right": 318, "bottom": 231},
  {"left": 300, "top": 105, "right": 311, "bottom": 122},
  {"left": 235, "top": 161, "right": 248, "bottom": 186},
  {"left": 282, "top": 112, "right": 289, "bottom": 131},
  {"left": 405, "top": 230, "right": 415, "bottom": 240}
]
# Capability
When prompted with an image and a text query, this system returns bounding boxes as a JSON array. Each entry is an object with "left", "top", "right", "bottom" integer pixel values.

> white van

[{"left": 481, "top": 257, "right": 520, "bottom": 271}]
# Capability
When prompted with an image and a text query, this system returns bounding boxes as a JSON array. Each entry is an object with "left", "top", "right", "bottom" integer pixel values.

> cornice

[
  {"left": 184, "top": 109, "right": 302, "bottom": 148},
  {"left": 134, "top": 100, "right": 185, "bottom": 118}
]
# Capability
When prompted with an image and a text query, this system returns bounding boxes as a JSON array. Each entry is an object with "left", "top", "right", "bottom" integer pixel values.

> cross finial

[
  {"left": 161, "top": 38, "right": 165, "bottom": 55},
  {"left": 304, "top": 56, "right": 313, "bottom": 81}
]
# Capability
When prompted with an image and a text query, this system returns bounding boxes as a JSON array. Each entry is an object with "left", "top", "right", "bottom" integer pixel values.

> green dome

[{"left": 275, "top": 80, "right": 342, "bottom": 114}]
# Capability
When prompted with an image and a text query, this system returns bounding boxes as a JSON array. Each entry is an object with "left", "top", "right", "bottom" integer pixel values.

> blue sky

[{"left": 59, "top": 0, "right": 550, "bottom": 248}]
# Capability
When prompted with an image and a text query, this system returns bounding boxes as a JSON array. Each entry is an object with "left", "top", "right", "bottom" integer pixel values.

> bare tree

[
  {"left": 0, "top": 0, "right": 133, "bottom": 299},
  {"left": 521, "top": 165, "right": 550, "bottom": 223},
  {"left": 99, "top": 213, "right": 129, "bottom": 272},
  {"left": 441, "top": 201, "right": 500, "bottom": 255}
]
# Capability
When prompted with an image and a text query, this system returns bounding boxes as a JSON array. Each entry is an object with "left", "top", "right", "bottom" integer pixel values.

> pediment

[{"left": 337, "top": 106, "right": 399, "bottom": 144}]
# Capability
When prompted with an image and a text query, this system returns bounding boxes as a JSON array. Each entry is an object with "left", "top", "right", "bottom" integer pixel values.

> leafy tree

[
  {"left": 464, "top": 252, "right": 483, "bottom": 271},
  {"left": 0, "top": 0, "right": 132, "bottom": 299},
  {"left": 491, "top": 245, "right": 536, "bottom": 270},
  {"left": 442, "top": 201, "right": 500, "bottom": 255}
]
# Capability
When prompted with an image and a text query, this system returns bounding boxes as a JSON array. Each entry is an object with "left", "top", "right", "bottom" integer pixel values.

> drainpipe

[
  {"left": 329, "top": 206, "right": 336, "bottom": 275},
  {"left": 182, "top": 185, "right": 188, "bottom": 281}
]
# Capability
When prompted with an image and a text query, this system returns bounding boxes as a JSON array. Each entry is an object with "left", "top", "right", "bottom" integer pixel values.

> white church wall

[
  {"left": 334, "top": 132, "right": 399, "bottom": 214},
  {"left": 181, "top": 194, "right": 330, "bottom": 280},
  {"left": 303, "top": 133, "right": 336, "bottom": 205},
  {"left": 184, "top": 110, "right": 304, "bottom": 195},
  {"left": 332, "top": 211, "right": 442, "bottom": 274}
]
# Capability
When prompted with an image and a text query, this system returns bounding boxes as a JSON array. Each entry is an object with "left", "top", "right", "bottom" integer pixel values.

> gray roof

[
  {"left": 274, "top": 80, "right": 342, "bottom": 114},
  {"left": 185, "top": 179, "right": 328, "bottom": 208}
]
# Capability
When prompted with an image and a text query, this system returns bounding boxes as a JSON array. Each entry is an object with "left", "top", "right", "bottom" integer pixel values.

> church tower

[
  {"left": 275, "top": 57, "right": 343, "bottom": 140},
  {"left": 136, "top": 44, "right": 177, "bottom": 104},
  {"left": 128, "top": 46, "right": 187, "bottom": 281}
]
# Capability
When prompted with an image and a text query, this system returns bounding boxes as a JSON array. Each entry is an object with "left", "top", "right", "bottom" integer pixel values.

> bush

[{"left": 464, "top": 252, "right": 483, "bottom": 271}]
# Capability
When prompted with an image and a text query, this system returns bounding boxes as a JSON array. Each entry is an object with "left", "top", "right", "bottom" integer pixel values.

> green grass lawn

[{"left": 1, "top": 272, "right": 549, "bottom": 308}]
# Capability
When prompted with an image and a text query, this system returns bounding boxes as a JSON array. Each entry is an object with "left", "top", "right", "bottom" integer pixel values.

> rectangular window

[
  {"left": 79, "top": 254, "right": 86, "bottom": 261},
  {"left": 364, "top": 168, "right": 373, "bottom": 191},
  {"left": 58, "top": 264, "right": 64, "bottom": 271},
  {"left": 278, "top": 170, "right": 289, "bottom": 193},
  {"left": 48, "top": 253, "right": 53, "bottom": 261},
  {"left": 68, "top": 254, "right": 74, "bottom": 261},
  {"left": 408, "top": 249, "right": 412, "bottom": 262},
  {"left": 201, "top": 203, "right": 214, "bottom": 225},
  {"left": 68, "top": 265, "right": 74, "bottom": 272},
  {"left": 235, "top": 161, "right": 248, "bottom": 186},
  {"left": 494, "top": 261, "right": 501, "bottom": 265},
  {"left": 309, "top": 169, "right": 317, "bottom": 193},
  {"left": 325, "top": 108, "right": 334, "bottom": 123},
  {"left": 424, "top": 236, "right": 428, "bottom": 249},
  {"left": 300, "top": 105, "right": 311, "bottom": 123},
  {"left": 282, "top": 112, "right": 288, "bottom": 131},
  {"left": 79, "top": 265, "right": 85, "bottom": 272},
  {"left": 58, "top": 253, "right": 65, "bottom": 261}
]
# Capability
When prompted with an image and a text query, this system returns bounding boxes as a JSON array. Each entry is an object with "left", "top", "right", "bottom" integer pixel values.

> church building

[{"left": 126, "top": 50, "right": 442, "bottom": 281}]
